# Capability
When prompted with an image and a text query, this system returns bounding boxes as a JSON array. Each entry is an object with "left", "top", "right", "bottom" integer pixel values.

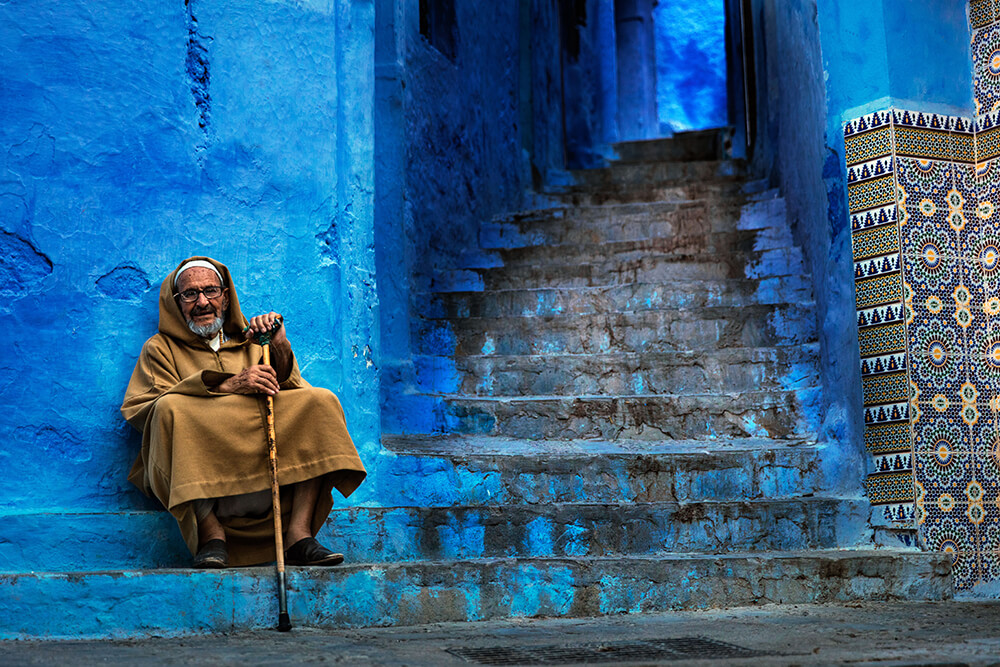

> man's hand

[
  {"left": 244, "top": 312, "right": 287, "bottom": 347},
  {"left": 215, "top": 365, "right": 281, "bottom": 396},
  {"left": 242, "top": 311, "right": 293, "bottom": 384}
]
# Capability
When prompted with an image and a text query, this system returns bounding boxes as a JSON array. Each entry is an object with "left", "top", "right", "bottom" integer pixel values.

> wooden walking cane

[{"left": 258, "top": 325, "right": 292, "bottom": 632}]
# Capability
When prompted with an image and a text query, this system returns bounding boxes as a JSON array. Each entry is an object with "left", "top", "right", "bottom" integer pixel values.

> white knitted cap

[{"left": 174, "top": 260, "right": 224, "bottom": 286}]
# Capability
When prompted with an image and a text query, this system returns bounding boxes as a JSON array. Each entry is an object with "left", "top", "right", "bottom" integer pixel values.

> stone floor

[{"left": 5, "top": 601, "right": 1000, "bottom": 666}]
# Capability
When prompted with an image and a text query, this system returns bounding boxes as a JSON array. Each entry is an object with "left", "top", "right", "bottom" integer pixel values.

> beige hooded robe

[{"left": 121, "top": 256, "right": 366, "bottom": 566}]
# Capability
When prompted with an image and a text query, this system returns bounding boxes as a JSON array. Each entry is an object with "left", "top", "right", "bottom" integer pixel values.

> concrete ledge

[{"left": 0, "top": 551, "right": 952, "bottom": 640}]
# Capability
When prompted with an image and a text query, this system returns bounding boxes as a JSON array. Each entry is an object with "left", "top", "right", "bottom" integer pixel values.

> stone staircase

[
  {"left": 372, "top": 130, "right": 949, "bottom": 617},
  {"left": 0, "top": 130, "right": 950, "bottom": 639}
]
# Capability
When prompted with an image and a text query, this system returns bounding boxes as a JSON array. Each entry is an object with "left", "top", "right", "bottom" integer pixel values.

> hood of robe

[{"left": 158, "top": 256, "right": 249, "bottom": 345}]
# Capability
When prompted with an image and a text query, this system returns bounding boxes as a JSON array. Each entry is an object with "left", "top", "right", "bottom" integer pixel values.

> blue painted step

[
  {"left": 0, "top": 551, "right": 952, "bottom": 640},
  {"left": 0, "top": 497, "right": 868, "bottom": 572},
  {"left": 410, "top": 346, "right": 822, "bottom": 396},
  {"left": 418, "top": 278, "right": 815, "bottom": 316}
]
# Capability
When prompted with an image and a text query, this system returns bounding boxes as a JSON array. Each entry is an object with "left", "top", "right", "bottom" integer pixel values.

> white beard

[{"left": 188, "top": 316, "right": 225, "bottom": 338}]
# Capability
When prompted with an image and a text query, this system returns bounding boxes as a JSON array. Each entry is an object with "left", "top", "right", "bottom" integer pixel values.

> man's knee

[
  {"left": 288, "top": 386, "right": 341, "bottom": 409},
  {"left": 151, "top": 393, "right": 186, "bottom": 422}
]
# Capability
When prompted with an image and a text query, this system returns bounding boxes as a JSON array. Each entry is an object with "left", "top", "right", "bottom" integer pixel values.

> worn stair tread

[
  {"left": 417, "top": 306, "right": 817, "bottom": 357},
  {"left": 421, "top": 302, "right": 818, "bottom": 324},
  {"left": 428, "top": 390, "right": 816, "bottom": 401},
  {"left": 484, "top": 200, "right": 789, "bottom": 245},
  {"left": 563, "top": 159, "right": 747, "bottom": 188},
  {"left": 437, "top": 258, "right": 807, "bottom": 290},
  {"left": 7, "top": 549, "right": 934, "bottom": 578},
  {"left": 422, "top": 280, "right": 814, "bottom": 317},
  {"left": 469, "top": 248, "right": 806, "bottom": 277},
  {"left": 2, "top": 497, "right": 868, "bottom": 574},
  {"left": 480, "top": 232, "right": 800, "bottom": 263},
  {"left": 381, "top": 433, "right": 818, "bottom": 455},
  {"left": 429, "top": 390, "right": 820, "bottom": 440},
  {"left": 422, "top": 283, "right": 815, "bottom": 317},
  {"left": 1, "top": 550, "right": 952, "bottom": 640},
  {"left": 418, "top": 345, "right": 820, "bottom": 363},
  {"left": 414, "top": 346, "right": 821, "bottom": 394},
  {"left": 612, "top": 129, "right": 730, "bottom": 163}
]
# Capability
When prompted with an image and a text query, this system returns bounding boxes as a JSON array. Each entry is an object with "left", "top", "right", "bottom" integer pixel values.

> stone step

[
  {"left": 570, "top": 160, "right": 747, "bottom": 189},
  {"left": 482, "top": 198, "right": 788, "bottom": 249},
  {"left": 613, "top": 129, "right": 730, "bottom": 163},
  {"left": 482, "top": 230, "right": 799, "bottom": 266},
  {"left": 378, "top": 435, "right": 829, "bottom": 506},
  {"left": 3, "top": 497, "right": 866, "bottom": 572},
  {"left": 420, "top": 279, "right": 814, "bottom": 319},
  {"left": 415, "top": 304, "right": 818, "bottom": 356},
  {"left": 426, "top": 390, "right": 821, "bottom": 440},
  {"left": 550, "top": 163, "right": 752, "bottom": 206},
  {"left": 412, "top": 346, "right": 821, "bottom": 396},
  {"left": 554, "top": 182, "right": 743, "bottom": 206},
  {"left": 481, "top": 238, "right": 805, "bottom": 275},
  {"left": 3, "top": 436, "right": 836, "bottom": 571},
  {"left": 432, "top": 248, "right": 806, "bottom": 292},
  {"left": 0, "top": 551, "right": 951, "bottom": 639}
]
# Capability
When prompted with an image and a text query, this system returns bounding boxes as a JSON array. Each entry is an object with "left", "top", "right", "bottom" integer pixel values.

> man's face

[{"left": 176, "top": 267, "right": 229, "bottom": 330}]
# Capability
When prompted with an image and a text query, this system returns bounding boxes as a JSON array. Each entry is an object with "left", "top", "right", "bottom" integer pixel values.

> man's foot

[
  {"left": 285, "top": 537, "right": 344, "bottom": 566},
  {"left": 193, "top": 539, "right": 228, "bottom": 568}
]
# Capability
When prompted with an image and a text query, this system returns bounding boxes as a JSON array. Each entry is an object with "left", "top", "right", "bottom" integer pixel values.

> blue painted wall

[
  {"left": 0, "top": 0, "right": 379, "bottom": 518},
  {"left": 653, "top": 0, "right": 728, "bottom": 133},
  {"left": 376, "top": 0, "right": 530, "bottom": 434}
]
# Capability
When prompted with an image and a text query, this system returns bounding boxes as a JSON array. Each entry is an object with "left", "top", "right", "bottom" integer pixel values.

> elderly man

[{"left": 121, "top": 257, "right": 366, "bottom": 568}]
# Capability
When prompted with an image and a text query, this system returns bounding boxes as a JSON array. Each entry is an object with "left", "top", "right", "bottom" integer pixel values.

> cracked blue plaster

[
  {"left": 0, "top": 230, "right": 52, "bottom": 296},
  {"left": 185, "top": 0, "right": 213, "bottom": 140},
  {"left": 96, "top": 265, "right": 151, "bottom": 301}
]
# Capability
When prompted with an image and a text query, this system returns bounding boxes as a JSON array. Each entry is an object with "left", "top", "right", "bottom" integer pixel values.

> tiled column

[
  {"left": 970, "top": 0, "right": 1000, "bottom": 588},
  {"left": 845, "top": 108, "right": 1000, "bottom": 590}
]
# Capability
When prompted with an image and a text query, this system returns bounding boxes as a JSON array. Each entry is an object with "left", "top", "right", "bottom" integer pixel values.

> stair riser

[
  {"left": 332, "top": 500, "right": 869, "bottom": 562},
  {"left": 482, "top": 202, "right": 782, "bottom": 249},
  {"left": 487, "top": 231, "right": 799, "bottom": 264},
  {"left": 416, "top": 307, "right": 818, "bottom": 356},
  {"left": 415, "top": 353, "right": 820, "bottom": 396},
  {"left": 374, "top": 441, "right": 828, "bottom": 506},
  {"left": 421, "top": 279, "right": 814, "bottom": 317},
  {"left": 6, "top": 500, "right": 866, "bottom": 572},
  {"left": 556, "top": 183, "right": 746, "bottom": 206},
  {"left": 0, "top": 554, "right": 951, "bottom": 639},
  {"left": 570, "top": 160, "right": 744, "bottom": 188},
  {"left": 613, "top": 131, "right": 728, "bottom": 163},
  {"left": 440, "top": 253, "right": 807, "bottom": 291},
  {"left": 436, "top": 391, "right": 820, "bottom": 440},
  {"left": 484, "top": 248, "right": 806, "bottom": 280}
]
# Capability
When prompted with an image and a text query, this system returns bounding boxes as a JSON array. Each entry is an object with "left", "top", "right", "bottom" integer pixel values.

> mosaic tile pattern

[{"left": 847, "top": 96, "right": 998, "bottom": 588}]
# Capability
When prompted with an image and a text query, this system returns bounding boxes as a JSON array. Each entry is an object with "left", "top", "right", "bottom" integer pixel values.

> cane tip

[{"left": 277, "top": 613, "right": 292, "bottom": 632}]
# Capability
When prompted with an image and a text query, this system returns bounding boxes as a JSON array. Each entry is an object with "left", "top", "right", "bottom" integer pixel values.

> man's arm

[{"left": 212, "top": 311, "right": 291, "bottom": 396}]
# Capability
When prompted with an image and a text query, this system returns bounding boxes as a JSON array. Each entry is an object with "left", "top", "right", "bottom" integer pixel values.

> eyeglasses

[{"left": 174, "top": 286, "right": 226, "bottom": 303}]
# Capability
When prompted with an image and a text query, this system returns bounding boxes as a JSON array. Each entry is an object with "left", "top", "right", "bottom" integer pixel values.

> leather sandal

[
  {"left": 285, "top": 537, "right": 344, "bottom": 566},
  {"left": 193, "top": 539, "right": 228, "bottom": 569}
]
